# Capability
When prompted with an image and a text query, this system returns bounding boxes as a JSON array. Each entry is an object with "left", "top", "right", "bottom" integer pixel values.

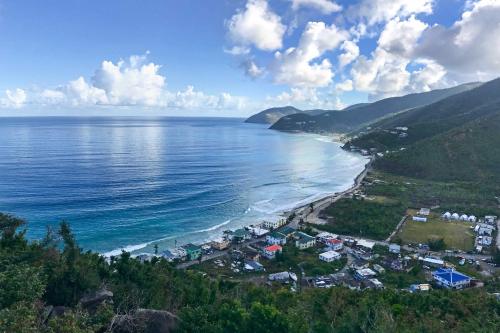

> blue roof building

[{"left": 432, "top": 268, "right": 471, "bottom": 289}]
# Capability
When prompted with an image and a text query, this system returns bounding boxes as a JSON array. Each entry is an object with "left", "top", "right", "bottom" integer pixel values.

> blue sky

[{"left": 1, "top": 0, "right": 499, "bottom": 116}]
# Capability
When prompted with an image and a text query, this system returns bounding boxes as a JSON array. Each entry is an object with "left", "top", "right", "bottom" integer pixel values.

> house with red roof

[{"left": 263, "top": 244, "right": 282, "bottom": 259}]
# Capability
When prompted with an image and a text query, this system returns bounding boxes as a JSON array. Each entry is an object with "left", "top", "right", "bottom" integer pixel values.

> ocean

[{"left": 0, "top": 117, "right": 368, "bottom": 255}]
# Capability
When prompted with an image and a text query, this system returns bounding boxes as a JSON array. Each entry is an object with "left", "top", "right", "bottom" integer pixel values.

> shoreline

[{"left": 104, "top": 134, "right": 371, "bottom": 257}]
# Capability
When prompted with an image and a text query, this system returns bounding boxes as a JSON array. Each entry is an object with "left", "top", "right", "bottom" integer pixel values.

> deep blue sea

[{"left": 0, "top": 117, "right": 367, "bottom": 255}]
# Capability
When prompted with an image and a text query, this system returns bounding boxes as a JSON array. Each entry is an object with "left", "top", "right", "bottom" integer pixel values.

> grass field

[{"left": 396, "top": 210, "right": 475, "bottom": 251}]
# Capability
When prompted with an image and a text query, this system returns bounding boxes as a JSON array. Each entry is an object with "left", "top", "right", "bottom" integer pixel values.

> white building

[
  {"left": 389, "top": 244, "right": 401, "bottom": 254},
  {"left": 355, "top": 239, "right": 375, "bottom": 251},
  {"left": 262, "top": 219, "right": 286, "bottom": 230},
  {"left": 266, "top": 232, "right": 287, "bottom": 245},
  {"left": 319, "top": 250, "right": 341, "bottom": 262},
  {"left": 451, "top": 213, "right": 460, "bottom": 220},
  {"left": 442, "top": 212, "right": 451, "bottom": 220},
  {"left": 413, "top": 216, "right": 427, "bottom": 222},
  {"left": 459, "top": 214, "right": 469, "bottom": 221},
  {"left": 419, "top": 208, "right": 430, "bottom": 216},
  {"left": 316, "top": 231, "right": 337, "bottom": 243},
  {"left": 355, "top": 268, "right": 377, "bottom": 280}
]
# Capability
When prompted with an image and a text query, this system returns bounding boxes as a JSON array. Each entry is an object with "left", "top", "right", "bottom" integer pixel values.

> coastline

[
  {"left": 100, "top": 130, "right": 370, "bottom": 258},
  {"left": 126, "top": 146, "right": 372, "bottom": 259}
]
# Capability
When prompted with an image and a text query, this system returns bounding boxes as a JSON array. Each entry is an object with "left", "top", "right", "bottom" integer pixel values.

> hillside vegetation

[
  {"left": 1, "top": 214, "right": 500, "bottom": 332},
  {"left": 269, "top": 83, "right": 479, "bottom": 133}
]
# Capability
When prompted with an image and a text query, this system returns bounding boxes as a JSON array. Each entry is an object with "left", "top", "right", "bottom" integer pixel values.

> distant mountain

[
  {"left": 270, "top": 83, "right": 481, "bottom": 133},
  {"left": 346, "top": 77, "right": 500, "bottom": 182},
  {"left": 244, "top": 106, "right": 327, "bottom": 124}
]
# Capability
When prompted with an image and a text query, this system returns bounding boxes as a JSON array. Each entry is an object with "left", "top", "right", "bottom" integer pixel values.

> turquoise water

[{"left": 0, "top": 117, "right": 367, "bottom": 254}]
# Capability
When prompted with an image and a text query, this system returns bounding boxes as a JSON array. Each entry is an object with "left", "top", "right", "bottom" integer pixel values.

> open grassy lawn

[{"left": 396, "top": 210, "right": 475, "bottom": 251}]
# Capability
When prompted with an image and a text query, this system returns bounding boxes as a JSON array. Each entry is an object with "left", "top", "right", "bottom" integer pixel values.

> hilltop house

[
  {"left": 419, "top": 208, "right": 430, "bottom": 216},
  {"left": 316, "top": 231, "right": 337, "bottom": 243},
  {"left": 263, "top": 244, "right": 282, "bottom": 259},
  {"left": 432, "top": 268, "right": 471, "bottom": 289},
  {"left": 277, "top": 226, "right": 296, "bottom": 238},
  {"left": 183, "top": 244, "right": 202, "bottom": 261},
  {"left": 294, "top": 231, "right": 316, "bottom": 249},
  {"left": 266, "top": 232, "right": 287, "bottom": 245},
  {"left": 355, "top": 268, "right": 377, "bottom": 280}
]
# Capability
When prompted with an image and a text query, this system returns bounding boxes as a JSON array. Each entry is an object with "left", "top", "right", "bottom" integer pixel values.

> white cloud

[
  {"left": 335, "top": 79, "right": 353, "bottom": 92},
  {"left": 1, "top": 88, "right": 27, "bottom": 108},
  {"left": 349, "top": 0, "right": 434, "bottom": 26},
  {"left": 349, "top": 14, "right": 441, "bottom": 99},
  {"left": 378, "top": 16, "right": 428, "bottom": 57},
  {"left": 223, "top": 46, "right": 250, "bottom": 55},
  {"left": 165, "top": 86, "right": 247, "bottom": 110},
  {"left": 1, "top": 54, "right": 247, "bottom": 111},
  {"left": 416, "top": 0, "right": 500, "bottom": 81},
  {"left": 338, "top": 40, "right": 359, "bottom": 68},
  {"left": 290, "top": 0, "right": 342, "bottom": 14},
  {"left": 227, "top": 0, "right": 286, "bottom": 51},
  {"left": 242, "top": 60, "right": 265, "bottom": 78},
  {"left": 273, "top": 21, "right": 348, "bottom": 87},
  {"left": 267, "top": 87, "right": 344, "bottom": 109}
]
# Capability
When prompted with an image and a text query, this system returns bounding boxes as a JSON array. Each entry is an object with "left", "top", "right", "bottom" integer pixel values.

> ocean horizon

[{"left": 0, "top": 116, "right": 368, "bottom": 255}]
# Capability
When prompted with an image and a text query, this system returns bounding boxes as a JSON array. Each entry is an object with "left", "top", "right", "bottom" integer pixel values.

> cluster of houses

[{"left": 473, "top": 215, "right": 497, "bottom": 252}]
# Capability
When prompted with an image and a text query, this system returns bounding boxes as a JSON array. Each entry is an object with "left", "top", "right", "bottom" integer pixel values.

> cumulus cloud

[
  {"left": 273, "top": 21, "right": 348, "bottom": 87},
  {"left": 416, "top": 0, "right": 500, "bottom": 81},
  {"left": 267, "top": 87, "right": 344, "bottom": 109},
  {"left": 227, "top": 0, "right": 286, "bottom": 51},
  {"left": 348, "top": 13, "right": 443, "bottom": 99},
  {"left": 349, "top": 0, "right": 434, "bottom": 26},
  {"left": 290, "top": 0, "right": 342, "bottom": 14},
  {"left": 335, "top": 79, "right": 353, "bottom": 92},
  {"left": 0, "top": 88, "right": 27, "bottom": 108},
  {"left": 1, "top": 54, "right": 247, "bottom": 111},
  {"left": 241, "top": 60, "right": 265, "bottom": 78},
  {"left": 338, "top": 40, "right": 360, "bottom": 68}
]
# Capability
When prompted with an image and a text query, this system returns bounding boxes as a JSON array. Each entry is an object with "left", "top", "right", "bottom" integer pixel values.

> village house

[
  {"left": 355, "top": 239, "right": 375, "bottom": 252},
  {"left": 224, "top": 228, "right": 251, "bottom": 243},
  {"left": 350, "top": 259, "right": 369, "bottom": 270},
  {"left": 263, "top": 244, "right": 282, "bottom": 259},
  {"left": 183, "top": 243, "right": 202, "bottom": 261},
  {"left": 211, "top": 237, "right": 230, "bottom": 251},
  {"left": 263, "top": 219, "right": 286, "bottom": 230},
  {"left": 432, "top": 268, "right": 471, "bottom": 289},
  {"left": 268, "top": 271, "right": 297, "bottom": 283},
  {"left": 389, "top": 243, "right": 401, "bottom": 254},
  {"left": 419, "top": 257, "right": 444, "bottom": 268},
  {"left": 326, "top": 238, "right": 343, "bottom": 251},
  {"left": 294, "top": 231, "right": 316, "bottom": 249},
  {"left": 244, "top": 260, "right": 264, "bottom": 272},
  {"left": 278, "top": 226, "right": 296, "bottom": 238},
  {"left": 319, "top": 250, "right": 341, "bottom": 262},
  {"left": 373, "top": 264, "right": 385, "bottom": 274},
  {"left": 247, "top": 226, "right": 269, "bottom": 237},
  {"left": 266, "top": 231, "right": 287, "bottom": 245},
  {"left": 419, "top": 208, "right": 430, "bottom": 216},
  {"left": 364, "top": 278, "right": 384, "bottom": 289},
  {"left": 241, "top": 247, "right": 260, "bottom": 262},
  {"left": 316, "top": 231, "right": 337, "bottom": 243},
  {"left": 355, "top": 268, "right": 377, "bottom": 280}
]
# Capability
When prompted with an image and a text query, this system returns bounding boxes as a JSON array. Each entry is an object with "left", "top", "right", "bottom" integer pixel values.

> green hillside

[
  {"left": 270, "top": 82, "right": 480, "bottom": 133},
  {"left": 374, "top": 111, "right": 500, "bottom": 182}
]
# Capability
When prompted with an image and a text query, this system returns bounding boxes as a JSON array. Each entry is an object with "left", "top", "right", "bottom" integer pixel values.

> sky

[{"left": 1, "top": 0, "right": 500, "bottom": 117}]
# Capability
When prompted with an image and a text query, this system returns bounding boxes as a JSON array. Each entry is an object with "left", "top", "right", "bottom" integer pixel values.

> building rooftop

[
  {"left": 265, "top": 244, "right": 282, "bottom": 252},
  {"left": 268, "top": 231, "right": 287, "bottom": 239},
  {"left": 183, "top": 243, "right": 201, "bottom": 251},
  {"left": 433, "top": 268, "right": 471, "bottom": 284}
]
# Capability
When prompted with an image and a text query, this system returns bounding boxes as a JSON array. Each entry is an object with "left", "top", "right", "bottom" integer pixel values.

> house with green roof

[
  {"left": 266, "top": 231, "right": 287, "bottom": 245},
  {"left": 293, "top": 231, "right": 316, "bottom": 250},
  {"left": 183, "top": 243, "right": 202, "bottom": 261}
]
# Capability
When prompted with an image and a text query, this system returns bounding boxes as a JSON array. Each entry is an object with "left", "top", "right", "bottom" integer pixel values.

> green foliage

[
  {"left": 428, "top": 238, "right": 447, "bottom": 251},
  {"left": 1, "top": 214, "right": 500, "bottom": 332},
  {"left": 318, "top": 197, "right": 405, "bottom": 240}
]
